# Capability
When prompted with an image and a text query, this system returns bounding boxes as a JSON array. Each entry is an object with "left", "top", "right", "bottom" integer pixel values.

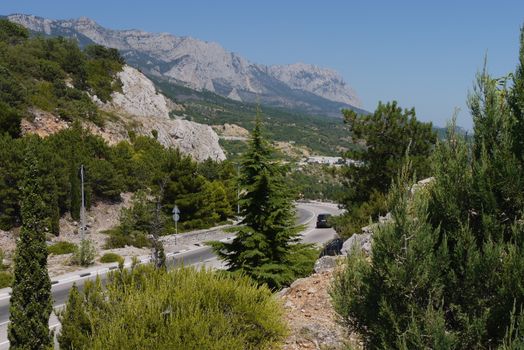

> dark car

[{"left": 316, "top": 213, "right": 332, "bottom": 228}]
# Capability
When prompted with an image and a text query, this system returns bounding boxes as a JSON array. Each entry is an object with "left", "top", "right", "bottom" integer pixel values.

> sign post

[{"left": 172, "top": 205, "right": 180, "bottom": 244}]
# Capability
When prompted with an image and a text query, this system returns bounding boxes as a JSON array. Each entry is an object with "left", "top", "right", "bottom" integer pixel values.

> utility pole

[
  {"left": 237, "top": 163, "right": 240, "bottom": 216},
  {"left": 80, "top": 164, "right": 86, "bottom": 239}
]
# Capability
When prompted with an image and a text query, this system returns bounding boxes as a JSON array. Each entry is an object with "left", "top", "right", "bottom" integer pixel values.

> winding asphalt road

[{"left": 0, "top": 201, "right": 342, "bottom": 348}]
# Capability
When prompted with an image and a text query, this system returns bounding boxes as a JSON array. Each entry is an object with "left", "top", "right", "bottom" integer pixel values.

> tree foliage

[
  {"left": 210, "top": 115, "right": 316, "bottom": 290},
  {"left": 58, "top": 283, "right": 91, "bottom": 349},
  {"left": 0, "top": 125, "right": 236, "bottom": 238},
  {"left": 8, "top": 138, "right": 52, "bottom": 349},
  {"left": 0, "top": 19, "right": 125, "bottom": 132},
  {"left": 336, "top": 101, "right": 436, "bottom": 238},
  {"left": 331, "top": 26, "right": 524, "bottom": 349}
]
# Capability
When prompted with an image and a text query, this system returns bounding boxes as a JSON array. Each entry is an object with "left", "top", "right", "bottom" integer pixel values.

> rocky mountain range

[{"left": 6, "top": 14, "right": 363, "bottom": 117}]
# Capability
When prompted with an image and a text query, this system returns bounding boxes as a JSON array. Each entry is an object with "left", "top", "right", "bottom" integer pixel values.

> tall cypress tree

[
  {"left": 210, "top": 112, "right": 315, "bottom": 289},
  {"left": 8, "top": 137, "right": 53, "bottom": 349}
]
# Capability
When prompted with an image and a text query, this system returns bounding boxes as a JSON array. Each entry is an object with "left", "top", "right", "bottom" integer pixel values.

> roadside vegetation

[
  {"left": 99, "top": 252, "right": 123, "bottom": 264},
  {"left": 0, "top": 20, "right": 238, "bottom": 241},
  {"left": 0, "top": 249, "right": 11, "bottom": 288},
  {"left": 0, "top": 125, "right": 237, "bottom": 239},
  {"left": 58, "top": 265, "right": 286, "bottom": 349},
  {"left": 332, "top": 101, "right": 436, "bottom": 238},
  {"left": 331, "top": 26, "right": 524, "bottom": 349},
  {"left": 47, "top": 241, "right": 77, "bottom": 255}
]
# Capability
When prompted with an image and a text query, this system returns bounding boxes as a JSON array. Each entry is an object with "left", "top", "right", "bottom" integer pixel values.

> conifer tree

[
  {"left": 58, "top": 284, "right": 91, "bottom": 349},
  {"left": 8, "top": 137, "right": 53, "bottom": 349},
  {"left": 210, "top": 112, "right": 315, "bottom": 289},
  {"left": 332, "top": 25, "right": 524, "bottom": 349}
]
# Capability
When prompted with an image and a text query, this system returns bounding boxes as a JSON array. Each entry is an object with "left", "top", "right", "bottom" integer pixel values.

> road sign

[{"left": 172, "top": 204, "right": 180, "bottom": 236}]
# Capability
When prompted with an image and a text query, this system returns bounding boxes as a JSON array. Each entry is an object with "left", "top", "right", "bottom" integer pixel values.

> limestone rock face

[
  {"left": 106, "top": 65, "right": 226, "bottom": 162},
  {"left": 341, "top": 233, "right": 372, "bottom": 256},
  {"left": 21, "top": 64, "right": 225, "bottom": 162},
  {"left": 134, "top": 117, "right": 225, "bottom": 162},
  {"left": 110, "top": 65, "right": 171, "bottom": 119},
  {"left": 268, "top": 63, "right": 361, "bottom": 107}
]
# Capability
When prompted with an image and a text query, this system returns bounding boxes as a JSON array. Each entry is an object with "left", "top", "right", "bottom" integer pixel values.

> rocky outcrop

[
  {"left": 95, "top": 66, "right": 226, "bottom": 161},
  {"left": 103, "top": 65, "right": 225, "bottom": 161},
  {"left": 268, "top": 63, "right": 361, "bottom": 106},
  {"left": 341, "top": 232, "right": 372, "bottom": 256},
  {"left": 21, "top": 65, "right": 225, "bottom": 162},
  {"left": 134, "top": 117, "right": 225, "bottom": 162},
  {"left": 109, "top": 65, "right": 171, "bottom": 119},
  {"left": 8, "top": 14, "right": 363, "bottom": 117},
  {"left": 212, "top": 123, "right": 250, "bottom": 138},
  {"left": 313, "top": 256, "right": 339, "bottom": 273}
]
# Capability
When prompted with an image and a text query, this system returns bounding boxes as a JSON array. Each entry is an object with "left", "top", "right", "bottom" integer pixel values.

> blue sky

[{"left": 2, "top": 0, "right": 524, "bottom": 129}]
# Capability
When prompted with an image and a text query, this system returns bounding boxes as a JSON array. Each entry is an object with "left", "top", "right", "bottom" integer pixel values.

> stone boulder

[
  {"left": 313, "top": 256, "right": 338, "bottom": 273},
  {"left": 341, "top": 233, "right": 372, "bottom": 256}
]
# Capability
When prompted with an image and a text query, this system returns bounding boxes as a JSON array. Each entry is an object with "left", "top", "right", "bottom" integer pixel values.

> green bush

[
  {"left": 99, "top": 252, "right": 124, "bottom": 264},
  {"left": 71, "top": 239, "right": 96, "bottom": 267},
  {"left": 0, "top": 248, "right": 6, "bottom": 270},
  {"left": 0, "top": 271, "right": 12, "bottom": 288},
  {"left": 59, "top": 265, "right": 287, "bottom": 349},
  {"left": 48, "top": 241, "right": 77, "bottom": 255},
  {"left": 104, "top": 229, "right": 151, "bottom": 249}
]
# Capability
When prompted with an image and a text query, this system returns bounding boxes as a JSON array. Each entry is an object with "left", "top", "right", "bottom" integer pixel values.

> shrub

[
  {"left": 48, "top": 241, "right": 77, "bottom": 255},
  {"left": 71, "top": 239, "right": 96, "bottom": 267},
  {"left": 99, "top": 252, "right": 123, "bottom": 264},
  {"left": 0, "top": 271, "right": 12, "bottom": 288},
  {"left": 0, "top": 248, "right": 6, "bottom": 270},
  {"left": 59, "top": 265, "right": 287, "bottom": 349},
  {"left": 104, "top": 229, "right": 151, "bottom": 249}
]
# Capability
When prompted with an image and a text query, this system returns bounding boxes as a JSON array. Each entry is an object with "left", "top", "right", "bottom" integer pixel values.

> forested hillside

[
  {"left": 0, "top": 20, "right": 237, "bottom": 237},
  {"left": 0, "top": 19, "right": 125, "bottom": 136},
  {"left": 154, "top": 78, "right": 355, "bottom": 157}
]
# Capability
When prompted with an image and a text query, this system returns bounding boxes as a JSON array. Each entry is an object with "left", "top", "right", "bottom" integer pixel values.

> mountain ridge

[{"left": 6, "top": 13, "right": 363, "bottom": 117}]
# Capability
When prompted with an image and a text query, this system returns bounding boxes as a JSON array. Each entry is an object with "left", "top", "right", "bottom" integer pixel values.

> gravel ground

[{"left": 279, "top": 265, "right": 362, "bottom": 350}]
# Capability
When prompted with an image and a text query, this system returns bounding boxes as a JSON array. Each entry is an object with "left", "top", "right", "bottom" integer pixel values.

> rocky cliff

[
  {"left": 7, "top": 14, "right": 362, "bottom": 117},
  {"left": 22, "top": 64, "right": 225, "bottom": 162}
]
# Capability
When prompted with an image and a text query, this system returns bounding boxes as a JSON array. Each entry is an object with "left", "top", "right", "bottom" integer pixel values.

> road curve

[{"left": 0, "top": 201, "right": 342, "bottom": 347}]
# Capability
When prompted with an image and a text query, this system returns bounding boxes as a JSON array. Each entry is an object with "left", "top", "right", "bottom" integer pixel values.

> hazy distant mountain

[{"left": 7, "top": 14, "right": 364, "bottom": 117}]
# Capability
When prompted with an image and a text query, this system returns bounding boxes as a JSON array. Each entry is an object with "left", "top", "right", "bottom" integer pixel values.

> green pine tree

[
  {"left": 332, "top": 25, "right": 524, "bottom": 349},
  {"left": 210, "top": 112, "right": 315, "bottom": 290},
  {"left": 58, "top": 284, "right": 91, "bottom": 349},
  {"left": 8, "top": 137, "right": 53, "bottom": 349}
]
